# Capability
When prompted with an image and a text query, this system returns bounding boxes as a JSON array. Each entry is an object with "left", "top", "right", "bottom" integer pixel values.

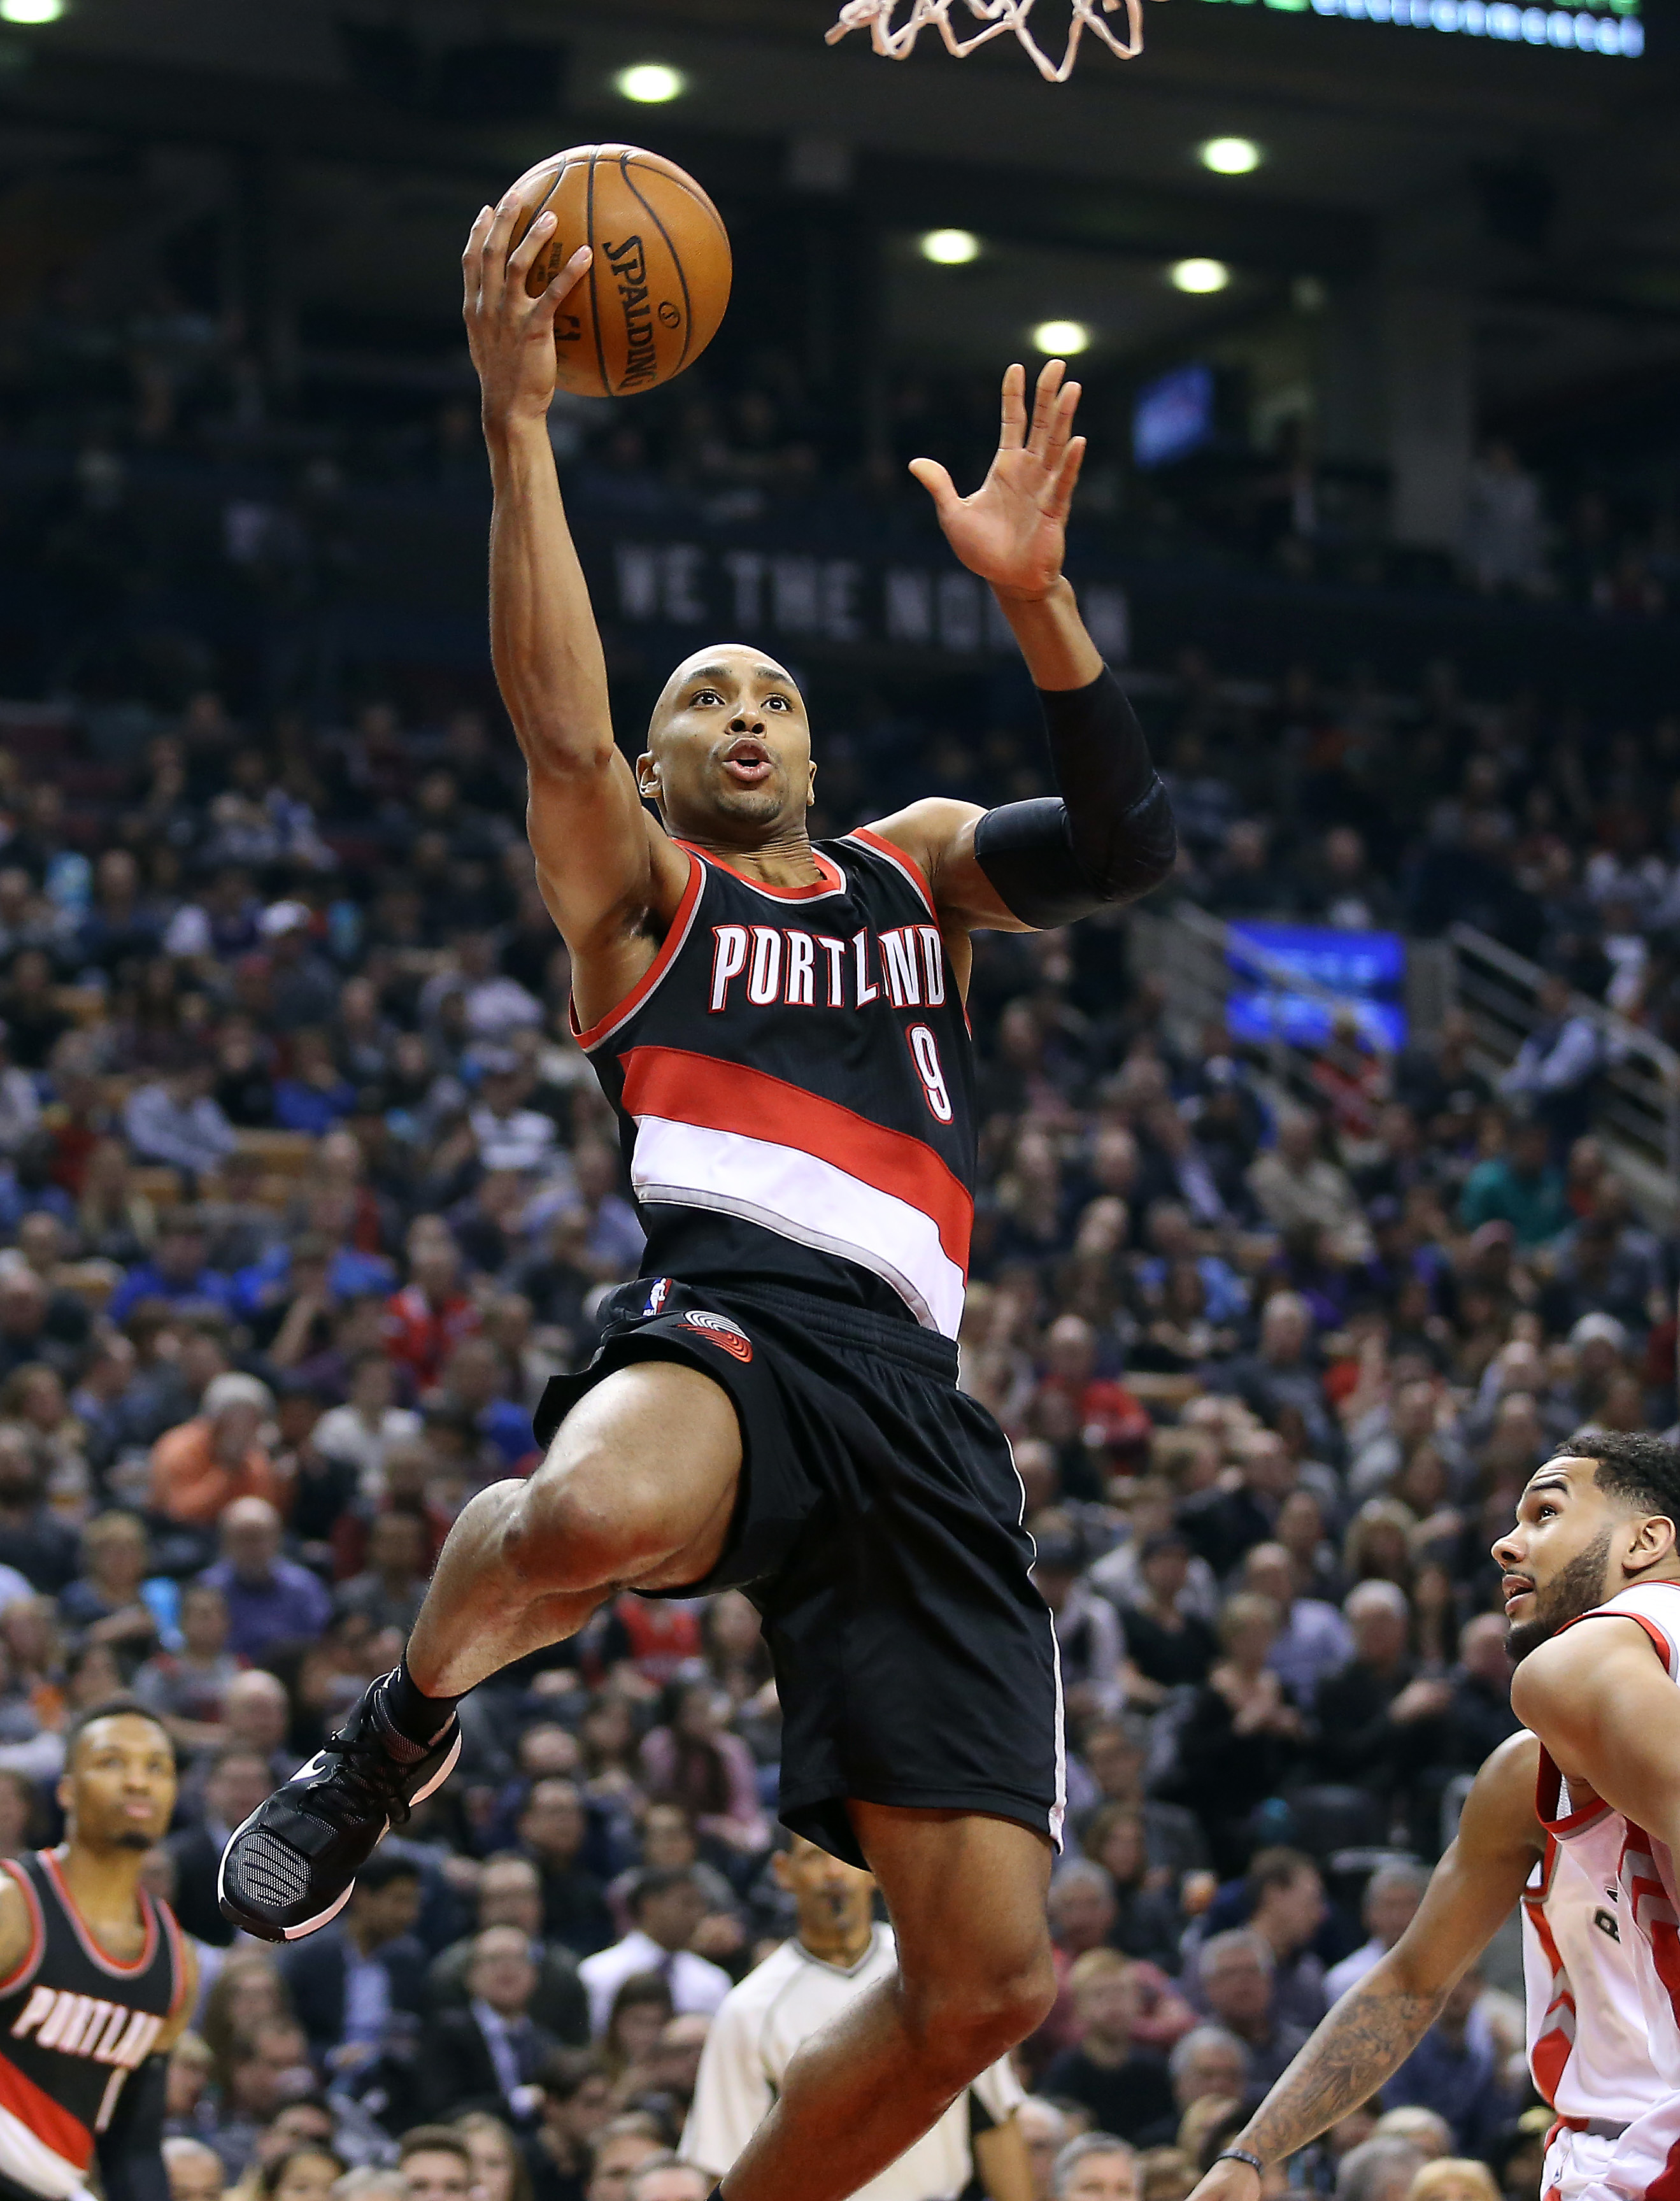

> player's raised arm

[
  {"left": 1185, "top": 1732, "right": 1543, "bottom": 2201},
  {"left": 464, "top": 197, "right": 689, "bottom": 1003},
  {"left": 883, "top": 359, "right": 1177, "bottom": 933}
]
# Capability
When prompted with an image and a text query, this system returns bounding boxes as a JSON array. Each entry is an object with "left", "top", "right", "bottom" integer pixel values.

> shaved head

[
  {"left": 637, "top": 642, "right": 814, "bottom": 844},
  {"left": 648, "top": 643, "right": 801, "bottom": 746}
]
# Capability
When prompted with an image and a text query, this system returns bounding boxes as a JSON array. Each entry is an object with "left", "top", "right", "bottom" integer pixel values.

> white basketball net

[{"left": 825, "top": 0, "right": 1155, "bottom": 80}]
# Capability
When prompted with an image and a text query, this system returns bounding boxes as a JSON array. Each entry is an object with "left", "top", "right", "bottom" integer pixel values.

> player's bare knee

[
  {"left": 900, "top": 1944, "right": 1054, "bottom": 2074},
  {"left": 497, "top": 1465, "right": 632, "bottom": 1595}
]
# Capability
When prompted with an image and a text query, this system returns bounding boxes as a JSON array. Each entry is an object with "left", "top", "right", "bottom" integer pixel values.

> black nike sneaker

[{"left": 218, "top": 1674, "right": 460, "bottom": 1942}]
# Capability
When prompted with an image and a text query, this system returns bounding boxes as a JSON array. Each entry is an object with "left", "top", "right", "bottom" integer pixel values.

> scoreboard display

[{"left": 1193, "top": 0, "right": 1643, "bottom": 54}]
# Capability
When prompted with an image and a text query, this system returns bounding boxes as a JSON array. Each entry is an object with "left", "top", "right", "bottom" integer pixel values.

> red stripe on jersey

[
  {"left": 0, "top": 1865, "right": 43, "bottom": 1997},
  {"left": 571, "top": 853, "right": 703, "bottom": 1053},
  {"left": 674, "top": 842, "right": 846, "bottom": 902},
  {"left": 1647, "top": 2133, "right": 1680, "bottom": 2201},
  {"left": 1556, "top": 1602, "right": 1678, "bottom": 1672},
  {"left": 1521, "top": 1869, "right": 1574, "bottom": 2107},
  {"left": 1534, "top": 1749, "right": 1611, "bottom": 1837},
  {"left": 1620, "top": 1825, "right": 1680, "bottom": 2039},
  {"left": 847, "top": 827, "right": 937, "bottom": 920},
  {"left": 0, "top": 2051, "right": 92, "bottom": 2169},
  {"left": 619, "top": 1046, "right": 974, "bottom": 1271}
]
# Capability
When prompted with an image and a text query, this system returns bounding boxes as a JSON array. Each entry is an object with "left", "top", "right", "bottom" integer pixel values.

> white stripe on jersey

[
  {"left": 0, "top": 2100, "right": 92, "bottom": 2200},
  {"left": 632, "top": 1116, "right": 967, "bottom": 1338}
]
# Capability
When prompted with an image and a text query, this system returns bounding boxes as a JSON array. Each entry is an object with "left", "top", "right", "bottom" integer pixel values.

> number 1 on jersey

[{"left": 908, "top": 1023, "right": 954, "bottom": 1123}]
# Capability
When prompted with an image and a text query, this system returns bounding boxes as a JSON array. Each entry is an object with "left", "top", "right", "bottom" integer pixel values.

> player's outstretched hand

[
  {"left": 909, "top": 358, "right": 1087, "bottom": 601},
  {"left": 464, "top": 196, "right": 591, "bottom": 427}
]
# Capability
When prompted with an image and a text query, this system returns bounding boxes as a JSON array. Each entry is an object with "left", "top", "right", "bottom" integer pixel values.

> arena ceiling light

[
  {"left": 615, "top": 62, "right": 685, "bottom": 102},
  {"left": 0, "top": 0, "right": 64, "bottom": 22},
  {"left": 920, "top": 229, "right": 981, "bottom": 265},
  {"left": 1169, "top": 257, "right": 1230, "bottom": 294},
  {"left": 1030, "top": 320, "right": 1090, "bottom": 354},
  {"left": 1199, "top": 136, "right": 1262, "bottom": 175}
]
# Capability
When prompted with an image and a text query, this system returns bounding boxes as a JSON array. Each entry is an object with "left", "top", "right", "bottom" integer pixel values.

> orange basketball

[{"left": 504, "top": 143, "right": 731, "bottom": 399}]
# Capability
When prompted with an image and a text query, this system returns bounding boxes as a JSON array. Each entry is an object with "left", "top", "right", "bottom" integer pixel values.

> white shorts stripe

[{"left": 630, "top": 1115, "right": 967, "bottom": 1337}]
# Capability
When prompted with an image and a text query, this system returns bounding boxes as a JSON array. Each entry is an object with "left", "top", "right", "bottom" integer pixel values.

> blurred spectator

[
  {"left": 420, "top": 1927, "right": 561, "bottom": 2124},
  {"left": 578, "top": 1871, "right": 730, "bottom": 2036},
  {"left": 150, "top": 1374, "right": 283, "bottom": 1526},
  {"left": 278, "top": 1848, "right": 427, "bottom": 2063},
  {"left": 1323, "top": 1862, "right": 1428, "bottom": 2000},
  {"left": 427, "top": 1852, "right": 590, "bottom": 2043},
  {"left": 198, "top": 1497, "right": 331, "bottom": 1658},
  {"left": 1191, "top": 1931, "right": 1307, "bottom": 2093},
  {"left": 1040, "top": 1952, "right": 1176, "bottom": 2141}
]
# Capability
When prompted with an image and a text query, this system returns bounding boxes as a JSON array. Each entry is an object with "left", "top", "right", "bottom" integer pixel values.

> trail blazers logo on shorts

[{"left": 683, "top": 1310, "right": 753, "bottom": 1363}]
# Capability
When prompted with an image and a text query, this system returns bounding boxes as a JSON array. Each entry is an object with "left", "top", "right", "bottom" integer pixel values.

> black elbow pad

[{"left": 974, "top": 782, "right": 1178, "bottom": 929}]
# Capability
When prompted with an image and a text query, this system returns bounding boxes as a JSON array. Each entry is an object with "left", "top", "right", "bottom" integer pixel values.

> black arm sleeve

[
  {"left": 972, "top": 664, "right": 1178, "bottom": 928},
  {"left": 96, "top": 2054, "right": 169, "bottom": 2201}
]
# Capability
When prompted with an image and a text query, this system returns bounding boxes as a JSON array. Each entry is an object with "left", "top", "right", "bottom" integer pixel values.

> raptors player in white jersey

[
  {"left": 1185, "top": 1715, "right": 1660, "bottom": 2201},
  {"left": 1500, "top": 1431, "right": 1680, "bottom": 2201}
]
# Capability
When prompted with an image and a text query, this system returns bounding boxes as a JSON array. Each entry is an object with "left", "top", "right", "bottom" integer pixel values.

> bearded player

[
  {"left": 0, "top": 1699, "right": 194, "bottom": 2201},
  {"left": 219, "top": 199, "right": 1176, "bottom": 2201},
  {"left": 1184, "top": 1725, "right": 1657, "bottom": 2201},
  {"left": 1188, "top": 1430, "right": 1680, "bottom": 2201}
]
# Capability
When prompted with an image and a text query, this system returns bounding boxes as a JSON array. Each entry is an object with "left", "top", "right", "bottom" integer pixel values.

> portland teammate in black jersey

[
  {"left": 220, "top": 203, "right": 1177, "bottom": 2198},
  {"left": 0, "top": 1700, "right": 193, "bottom": 2201}
]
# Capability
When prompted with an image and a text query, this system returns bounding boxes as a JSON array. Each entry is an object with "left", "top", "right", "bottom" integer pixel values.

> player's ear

[
  {"left": 806, "top": 760, "right": 816, "bottom": 808},
  {"left": 771, "top": 1851, "right": 793, "bottom": 1891},
  {"left": 1634, "top": 1511, "right": 1680, "bottom": 1571},
  {"left": 53, "top": 1772, "right": 71, "bottom": 1818},
  {"left": 636, "top": 752, "right": 661, "bottom": 800}
]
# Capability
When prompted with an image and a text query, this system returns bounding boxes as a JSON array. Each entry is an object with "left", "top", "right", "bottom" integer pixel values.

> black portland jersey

[
  {"left": 0, "top": 1850, "right": 182, "bottom": 2198},
  {"left": 573, "top": 830, "right": 976, "bottom": 1336}
]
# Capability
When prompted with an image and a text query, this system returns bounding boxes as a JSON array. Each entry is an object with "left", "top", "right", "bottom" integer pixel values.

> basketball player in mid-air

[
  {"left": 0, "top": 1699, "right": 194, "bottom": 2201},
  {"left": 219, "top": 198, "right": 1176, "bottom": 2197},
  {"left": 1188, "top": 1430, "right": 1680, "bottom": 2201}
]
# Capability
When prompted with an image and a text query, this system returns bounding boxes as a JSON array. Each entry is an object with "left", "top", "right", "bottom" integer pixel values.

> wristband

[{"left": 1214, "top": 2151, "right": 1265, "bottom": 2178}]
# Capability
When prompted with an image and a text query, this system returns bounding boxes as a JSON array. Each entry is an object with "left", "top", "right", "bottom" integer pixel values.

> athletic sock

[{"left": 378, "top": 1662, "right": 460, "bottom": 1751}]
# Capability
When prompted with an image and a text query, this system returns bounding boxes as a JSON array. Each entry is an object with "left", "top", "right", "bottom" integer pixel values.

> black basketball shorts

[{"left": 532, "top": 1278, "right": 1065, "bottom": 1870}]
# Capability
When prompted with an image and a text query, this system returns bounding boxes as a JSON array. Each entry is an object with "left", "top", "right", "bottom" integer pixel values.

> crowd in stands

[
  {"left": 0, "top": 273, "right": 1672, "bottom": 620},
  {"left": 0, "top": 250, "right": 1674, "bottom": 2201}
]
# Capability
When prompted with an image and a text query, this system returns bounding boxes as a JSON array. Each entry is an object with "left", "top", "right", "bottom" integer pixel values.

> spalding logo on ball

[{"left": 505, "top": 143, "right": 732, "bottom": 399}]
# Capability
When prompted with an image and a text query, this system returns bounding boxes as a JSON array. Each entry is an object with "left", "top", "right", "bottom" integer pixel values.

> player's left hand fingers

[
  {"left": 536, "top": 246, "right": 593, "bottom": 323},
  {"left": 462, "top": 205, "right": 494, "bottom": 318},
  {"left": 1043, "top": 379, "right": 1081, "bottom": 472},
  {"left": 479, "top": 192, "right": 524, "bottom": 306},
  {"left": 1045, "top": 436, "right": 1086, "bottom": 524},
  {"left": 1027, "top": 357, "right": 1065, "bottom": 455},
  {"left": 998, "top": 362, "right": 1028, "bottom": 452},
  {"left": 508, "top": 208, "right": 557, "bottom": 291},
  {"left": 908, "top": 455, "right": 960, "bottom": 519}
]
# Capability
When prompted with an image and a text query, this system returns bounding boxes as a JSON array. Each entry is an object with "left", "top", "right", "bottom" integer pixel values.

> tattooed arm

[{"left": 1187, "top": 1732, "right": 1543, "bottom": 2201}]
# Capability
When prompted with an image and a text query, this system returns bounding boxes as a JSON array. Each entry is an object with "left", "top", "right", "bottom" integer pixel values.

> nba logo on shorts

[
  {"left": 644, "top": 1278, "right": 671, "bottom": 1317},
  {"left": 683, "top": 1309, "right": 753, "bottom": 1363}
]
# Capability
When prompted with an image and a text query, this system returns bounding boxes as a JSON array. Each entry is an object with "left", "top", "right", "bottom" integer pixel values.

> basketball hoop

[{"left": 824, "top": 0, "right": 1157, "bottom": 81}]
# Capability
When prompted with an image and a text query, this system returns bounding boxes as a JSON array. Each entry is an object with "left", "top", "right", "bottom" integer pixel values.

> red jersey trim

[
  {"left": 673, "top": 841, "right": 848, "bottom": 902},
  {"left": 0, "top": 1864, "right": 42, "bottom": 1998},
  {"left": 1556, "top": 1601, "right": 1677, "bottom": 1671},
  {"left": 570, "top": 851, "right": 704, "bottom": 1055},
  {"left": 0, "top": 2051, "right": 92, "bottom": 2169},
  {"left": 1535, "top": 1750, "right": 1611, "bottom": 1837},
  {"left": 159, "top": 1901, "right": 186, "bottom": 2020},
  {"left": 618, "top": 1046, "right": 974, "bottom": 1271},
  {"left": 845, "top": 827, "right": 937, "bottom": 921},
  {"left": 39, "top": 1854, "right": 157, "bottom": 1980}
]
